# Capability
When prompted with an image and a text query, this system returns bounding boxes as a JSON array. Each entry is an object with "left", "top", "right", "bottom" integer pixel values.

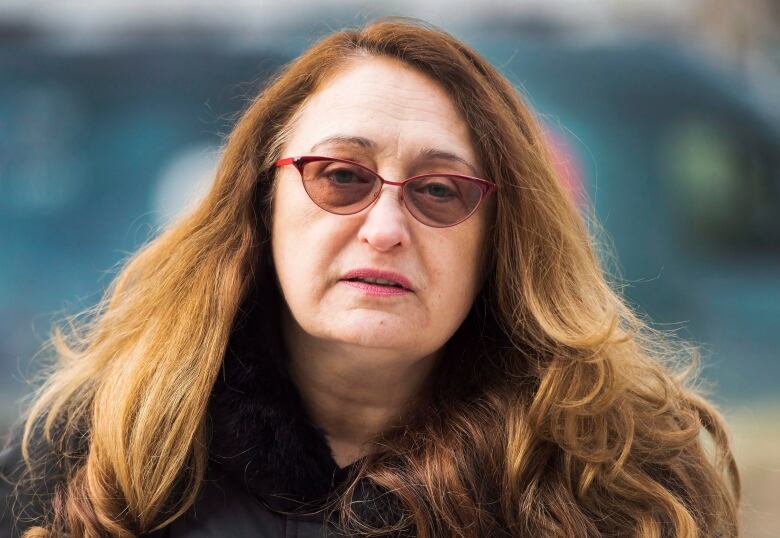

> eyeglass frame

[{"left": 273, "top": 155, "right": 498, "bottom": 228}]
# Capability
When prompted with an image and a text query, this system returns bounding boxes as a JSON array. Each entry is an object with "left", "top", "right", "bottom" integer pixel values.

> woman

[{"left": 0, "top": 17, "right": 740, "bottom": 538}]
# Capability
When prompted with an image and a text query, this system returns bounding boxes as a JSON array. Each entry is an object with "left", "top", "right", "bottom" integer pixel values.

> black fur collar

[
  {"left": 205, "top": 258, "right": 500, "bottom": 534},
  {"left": 206, "top": 275, "right": 357, "bottom": 515}
]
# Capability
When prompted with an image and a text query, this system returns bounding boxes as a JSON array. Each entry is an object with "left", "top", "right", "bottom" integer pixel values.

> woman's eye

[
  {"left": 329, "top": 169, "right": 356, "bottom": 183},
  {"left": 324, "top": 167, "right": 371, "bottom": 184},
  {"left": 421, "top": 183, "right": 455, "bottom": 198}
]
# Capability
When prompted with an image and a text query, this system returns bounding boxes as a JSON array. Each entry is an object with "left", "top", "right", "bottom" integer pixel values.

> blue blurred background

[{"left": 1, "top": 1, "right": 778, "bottom": 535}]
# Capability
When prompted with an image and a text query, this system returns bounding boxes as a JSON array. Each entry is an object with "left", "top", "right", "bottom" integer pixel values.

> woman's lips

[
  {"left": 340, "top": 268, "right": 414, "bottom": 291},
  {"left": 340, "top": 280, "right": 411, "bottom": 296}
]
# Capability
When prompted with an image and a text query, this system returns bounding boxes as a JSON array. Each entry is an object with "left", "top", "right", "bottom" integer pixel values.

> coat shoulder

[{"left": 0, "top": 431, "right": 39, "bottom": 538}]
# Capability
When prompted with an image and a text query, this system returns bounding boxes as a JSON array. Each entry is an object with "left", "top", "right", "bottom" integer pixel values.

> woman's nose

[{"left": 356, "top": 185, "right": 411, "bottom": 251}]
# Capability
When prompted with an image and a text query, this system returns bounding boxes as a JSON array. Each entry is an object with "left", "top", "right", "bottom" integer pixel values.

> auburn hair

[{"left": 13, "top": 16, "right": 739, "bottom": 537}]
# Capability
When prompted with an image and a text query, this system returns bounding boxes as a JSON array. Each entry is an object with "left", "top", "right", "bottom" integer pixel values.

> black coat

[{"left": 0, "top": 286, "right": 410, "bottom": 538}]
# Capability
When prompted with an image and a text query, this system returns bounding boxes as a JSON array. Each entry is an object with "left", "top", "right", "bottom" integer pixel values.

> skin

[{"left": 270, "top": 55, "right": 495, "bottom": 468}]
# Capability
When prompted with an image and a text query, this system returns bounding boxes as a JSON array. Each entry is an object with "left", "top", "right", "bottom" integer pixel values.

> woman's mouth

[
  {"left": 340, "top": 277, "right": 411, "bottom": 296},
  {"left": 339, "top": 268, "right": 415, "bottom": 296}
]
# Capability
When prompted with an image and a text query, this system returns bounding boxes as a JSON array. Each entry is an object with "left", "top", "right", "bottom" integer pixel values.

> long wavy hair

[{"left": 12, "top": 16, "right": 739, "bottom": 538}]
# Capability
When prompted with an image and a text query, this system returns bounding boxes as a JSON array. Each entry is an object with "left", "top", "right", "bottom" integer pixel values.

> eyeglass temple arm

[{"left": 274, "top": 157, "right": 300, "bottom": 167}]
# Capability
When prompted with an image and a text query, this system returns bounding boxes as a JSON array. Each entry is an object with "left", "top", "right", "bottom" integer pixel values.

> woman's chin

[
  {"left": 324, "top": 317, "right": 422, "bottom": 350},
  {"left": 333, "top": 328, "right": 410, "bottom": 349}
]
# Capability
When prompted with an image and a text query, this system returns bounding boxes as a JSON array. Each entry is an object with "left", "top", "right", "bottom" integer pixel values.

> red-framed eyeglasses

[{"left": 274, "top": 155, "right": 497, "bottom": 228}]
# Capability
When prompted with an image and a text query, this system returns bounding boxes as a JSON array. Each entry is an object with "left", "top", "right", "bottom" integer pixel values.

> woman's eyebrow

[
  {"left": 417, "top": 147, "right": 478, "bottom": 175},
  {"left": 308, "top": 134, "right": 478, "bottom": 175},
  {"left": 309, "top": 135, "right": 376, "bottom": 153}
]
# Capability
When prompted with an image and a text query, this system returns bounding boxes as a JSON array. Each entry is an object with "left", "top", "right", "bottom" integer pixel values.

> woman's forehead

[{"left": 285, "top": 57, "right": 478, "bottom": 165}]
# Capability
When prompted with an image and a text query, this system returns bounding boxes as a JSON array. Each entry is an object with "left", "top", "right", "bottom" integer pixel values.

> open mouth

[
  {"left": 344, "top": 277, "right": 406, "bottom": 289},
  {"left": 339, "top": 268, "right": 414, "bottom": 293}
]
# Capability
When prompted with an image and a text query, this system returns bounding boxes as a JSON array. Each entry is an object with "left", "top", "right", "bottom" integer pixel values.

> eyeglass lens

[{"left": 300, "top": 159, "right": 483, "bottom": 227}]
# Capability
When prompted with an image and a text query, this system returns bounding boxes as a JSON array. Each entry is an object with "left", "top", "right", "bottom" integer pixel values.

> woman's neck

[{"left": 281, "top": 308, "right": 439, "bottom": 465}]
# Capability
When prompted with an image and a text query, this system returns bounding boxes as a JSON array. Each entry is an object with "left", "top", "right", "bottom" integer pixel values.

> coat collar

[{"left": 207, "top": 276, "right": 359, "bottom": 515}]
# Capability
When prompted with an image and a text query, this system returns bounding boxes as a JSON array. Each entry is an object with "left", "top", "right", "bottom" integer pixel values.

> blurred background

[{"left": 1, "top": 0, "right": 778, "bottom": 535}]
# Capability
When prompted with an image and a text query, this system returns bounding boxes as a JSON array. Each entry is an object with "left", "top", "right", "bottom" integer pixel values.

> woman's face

[{"left": 271, "top": 56, "right": 494, "bottom": 359}]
